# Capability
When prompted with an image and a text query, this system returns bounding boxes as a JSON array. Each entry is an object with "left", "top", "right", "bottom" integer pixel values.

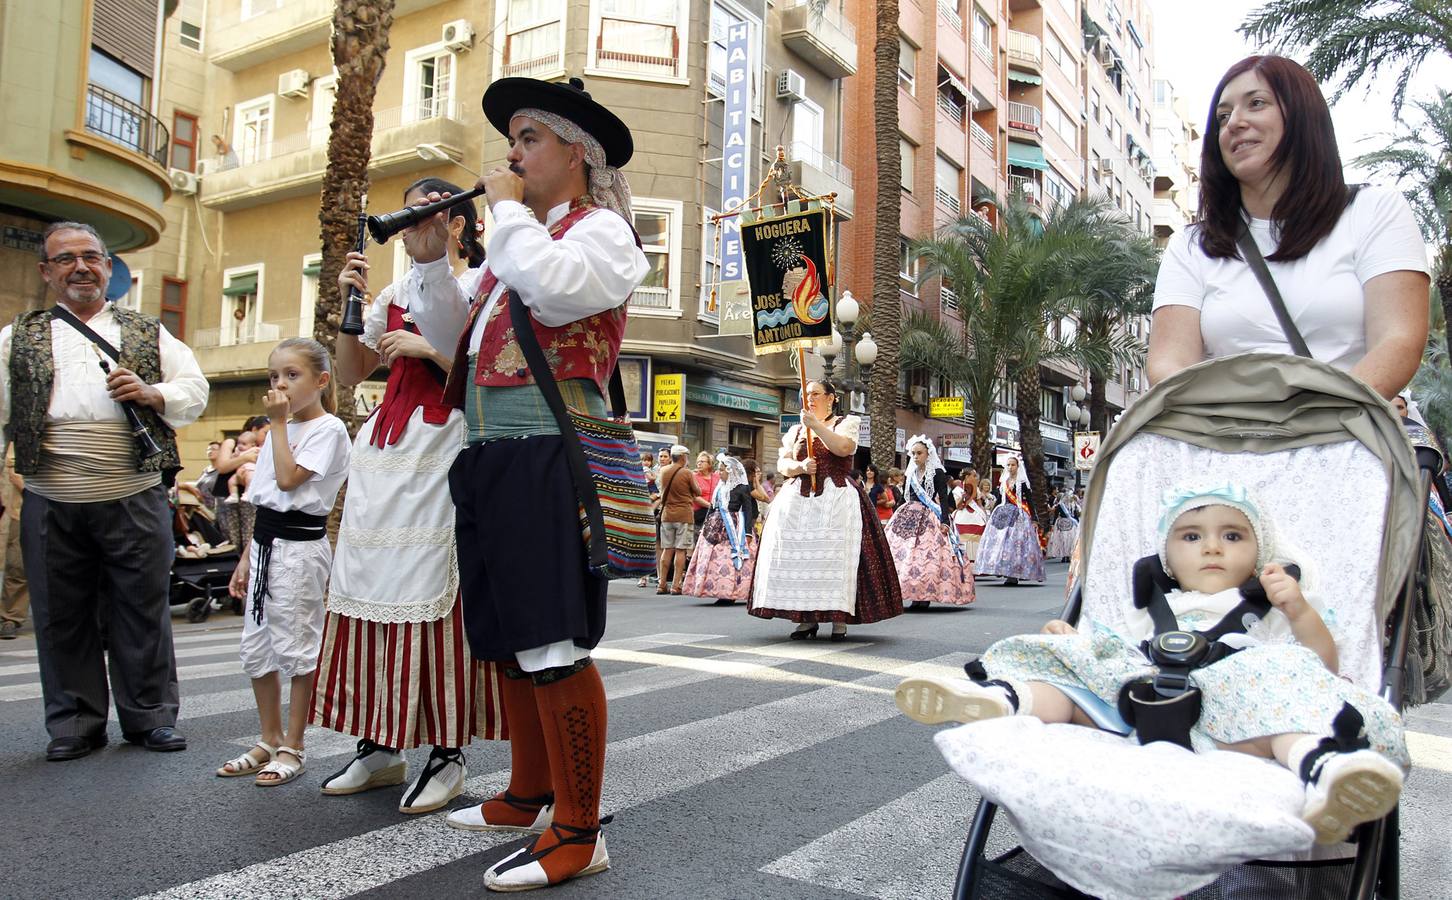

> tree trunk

[
  {"left": 1438, "top": 265, "right": 1452, "bottom": 362},
  {"left": 1088, "top": 367, "right": 1109, "bottom": 436},
  {"left": 318, "top": 0, "right": 396, "bottom": 435},
  {"left": 868, "top": 0, "right": 901, "bottom": 470},
  {"left": 1012, "top": 360, "right": 1053, "bottom": 537},
  {"left": 970, "top": 394, "right": 993, "bottom": 481}
]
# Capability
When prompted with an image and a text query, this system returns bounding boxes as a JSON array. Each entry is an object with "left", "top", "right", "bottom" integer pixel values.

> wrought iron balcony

[{"left": 85, "top": 84, "right": 169, "bottom": 168}]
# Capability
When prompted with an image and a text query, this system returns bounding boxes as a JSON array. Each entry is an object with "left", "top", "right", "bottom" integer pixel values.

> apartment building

[
  {"left": 0, "top": 0, "right": 172, "bottom": 327},
  {"left": 1080, "top": 0, "right": 1155, "bottom": 235},
  {"left": 1151, "top": 76, "right": 1200, "bottom": 248},
  {"left": 98, "top": 0, "right": 864, "bottom": 473}
]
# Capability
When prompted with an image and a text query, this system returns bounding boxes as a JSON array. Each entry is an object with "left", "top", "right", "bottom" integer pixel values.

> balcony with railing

[
  {"left": 209, "top": 0, "right": 451, "bottom": 70},
  {"left": 1008, "top": 173, "right": 1041, "bottom": 207},
  {"left": 192, "top": 318, "right": 307, "bottom": 379},
  {"left": 940, "top": 285, "right": 960, "bottom": 312},
  {"left": 787, "top": 141, "right": 855, "bottom": 220},
  {"left": 85, "top": 84, "right": 169, "bottom": 168},
  {"left": 779, "top": 0, "right": 857, "bottom": 79},
  {"left": 936, "top": 91, "right": 966, "bottom": 128},
  {"left": 199, "top": 102, "right": 472, "bottom": 211},
  {"left": 934, "top": 185, "right": 961, "bottom": 215},
  {"left": 970, "top": 120, "right": 995, "bottom": 154},
  {"left": 939, "top": 0, "right": 964, "bottom": 34},
  {"left": 1007, "top": 30, "right": 1042, "bottom": 71},
  {"left": 1005, "top": 101, "right": 1042, "bottom": 136}
]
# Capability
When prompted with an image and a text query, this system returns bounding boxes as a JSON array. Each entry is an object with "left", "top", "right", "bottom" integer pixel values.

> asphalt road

[{"left": 1, "top": 566, "right": 1449, "bottom": 899}]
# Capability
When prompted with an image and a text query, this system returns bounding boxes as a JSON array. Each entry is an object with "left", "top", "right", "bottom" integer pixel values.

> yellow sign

[
  {"left": 929, "top": 396, "right": 965, "bottom": 418},
  {"left": 653, "top": 374, "right": 684, "bottom": 422}
]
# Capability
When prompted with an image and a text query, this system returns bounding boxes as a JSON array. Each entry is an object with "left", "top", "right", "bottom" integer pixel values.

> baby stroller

[
  {"left": 932, "top": 354, "right": 1437, "bottom": 900},
  {"left": 170, "top": 492, "right": 240, "bottom": 623}
]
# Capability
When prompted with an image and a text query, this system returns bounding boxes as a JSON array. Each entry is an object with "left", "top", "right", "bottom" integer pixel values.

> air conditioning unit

[
  {"left": 909, "top": 385, "right": 930, "bottom": 406},
  {"left": 442, "top": 19, "right": 474, "bottom": 51},
  {"left": 1094, "top": 37, "right": 1114, "bottom": 66},
  {"left": 169, "top": 169, "right": 199, "bottom": 195},
  {"left": 776, "top": 69, "right": 806, "bottom": 103},
  {"left": 1097, "top": 158, "right": 1113, "bottom": 176},
  {"left": 278, "top": 68, "right": 310, "bottom": 99}
]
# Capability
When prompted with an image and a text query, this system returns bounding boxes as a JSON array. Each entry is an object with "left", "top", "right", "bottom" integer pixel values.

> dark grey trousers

[{"left": 21, "top": 484, "right": 179, "bottom": 739}]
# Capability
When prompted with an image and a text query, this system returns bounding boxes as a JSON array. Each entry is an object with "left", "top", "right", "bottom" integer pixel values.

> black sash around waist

[{"left": 249, "top": 507, "right": 328, "bottom": 624}]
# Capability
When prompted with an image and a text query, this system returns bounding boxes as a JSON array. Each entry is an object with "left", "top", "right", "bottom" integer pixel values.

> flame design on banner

[{"left": 790, "top": 256, "right": 829, "bottom": 325}]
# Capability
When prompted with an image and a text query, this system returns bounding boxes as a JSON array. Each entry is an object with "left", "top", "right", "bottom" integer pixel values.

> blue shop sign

[{"left": 686, "top": 378, "right": 781, "bottom": 417}]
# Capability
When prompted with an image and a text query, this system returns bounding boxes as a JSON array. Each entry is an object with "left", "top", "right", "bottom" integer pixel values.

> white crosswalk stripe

[{"left": 136, "top": 650, "right": 969, "bottom": 898}]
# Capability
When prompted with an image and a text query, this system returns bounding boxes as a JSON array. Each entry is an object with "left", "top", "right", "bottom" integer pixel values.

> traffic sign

[
  {"left": 653, "top": 374, "right": 684, "bottom": 422},
  {"left": 929, "top": 396, "right": 965, "bottom": 418}
]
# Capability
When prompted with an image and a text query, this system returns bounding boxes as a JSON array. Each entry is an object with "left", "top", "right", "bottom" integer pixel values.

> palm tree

[
  {"left": 1239, "top": 0, "right": 1452, "bottom": 115},
  {"left": 1354, "top": 89, "right": 1452, "bottom": 353},
  {"left": 317, "top": 0, "right": 397, "bottom": 428},
  {"left": 1069, "top": 219, "right": 1159, "bottom": 435}
]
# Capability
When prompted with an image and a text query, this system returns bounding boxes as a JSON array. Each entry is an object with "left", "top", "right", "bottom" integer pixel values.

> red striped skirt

[{"left": 309, "top": 599, "right": 508, "bottom": 749}]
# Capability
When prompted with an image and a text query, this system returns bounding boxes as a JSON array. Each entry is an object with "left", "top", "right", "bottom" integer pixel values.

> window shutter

[{"left": 92, "top": 0, "right": 159, "bottom": 77}]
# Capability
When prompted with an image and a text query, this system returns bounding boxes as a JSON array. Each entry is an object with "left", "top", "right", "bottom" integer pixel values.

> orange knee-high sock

[
  {"left": 479, "top": 667, "right": 553, "bottom": 827},
  {"left": 527, "top": 659, "right": 608, "bottom": 882}
]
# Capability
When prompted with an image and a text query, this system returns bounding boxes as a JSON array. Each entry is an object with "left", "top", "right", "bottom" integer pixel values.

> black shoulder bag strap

[
  {"left": 50, "top": 304, "right": 122, "bottom": 361},
  {"left": 508, "top": 290, "right": 628, "bottom": 574},
  {"left": 1235, "top": 183, "right": 1363, "bottom": 359}
]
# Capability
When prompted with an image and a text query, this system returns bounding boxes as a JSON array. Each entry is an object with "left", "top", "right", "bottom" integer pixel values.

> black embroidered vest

[{"left": 7, "top": 307, "right": 180, "bottom": 477}]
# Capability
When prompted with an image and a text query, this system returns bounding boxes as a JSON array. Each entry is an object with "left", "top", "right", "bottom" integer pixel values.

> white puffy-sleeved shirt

[
  {"left": 0, "top": 304, "right": 210, "bottom": 457},
  {"left": 468, "top": 200, "right": 649, "bottom": 352},
  {"left": 362, "top": 257, "right": 483, "bottom": 356},
  {"left": 246, "top": 413, "right": 352, "bottom": 515},
  {"left": 1152, "top": 185, "right": 1429, "bottom": 370},
  {"left": 779, "top": 415, "right": 861, "bottom": 465}
]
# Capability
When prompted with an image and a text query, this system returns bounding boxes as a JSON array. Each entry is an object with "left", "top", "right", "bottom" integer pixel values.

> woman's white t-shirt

[
  {"left": 1152, "top": 185, "right": 1428, "bottom": 370},
  {"left": 246, "top": 414, "right": 352, "bottom": 515}
]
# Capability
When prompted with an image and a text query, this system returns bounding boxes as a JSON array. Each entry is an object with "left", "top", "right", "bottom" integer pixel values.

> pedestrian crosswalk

[{"left": 3, "top": 626, "right": 1451, "bottom": 899}]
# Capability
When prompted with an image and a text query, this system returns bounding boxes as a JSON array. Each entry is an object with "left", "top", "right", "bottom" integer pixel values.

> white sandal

[
  {"left": 216, "top": 742, "right": 275, "bottom": 777},
  {"left": 255, "top": 746, "right": 306, "bottom": 787}
]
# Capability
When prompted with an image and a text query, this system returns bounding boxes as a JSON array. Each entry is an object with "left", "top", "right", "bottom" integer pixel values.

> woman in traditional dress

[
  {"left": 682, "top": 453, "right": 759, "bottom": 605},
  {"left": 886, "top": 436, "right": 973, "bottom": 609},
  {"left": 749, "top": 380, "right": 902, "bottom": 640},
  {"left": 1046, "top": 489, "right": 1079, "bottom": 561},
  {"left": 953, "top": 470, "right": 988, "bottom": 568},
  {"left": 310, "top": 178, "right": 506, "bottom": 814},
  {"left": 973, "top": 455, "right": 1045, "bottom": 585}
]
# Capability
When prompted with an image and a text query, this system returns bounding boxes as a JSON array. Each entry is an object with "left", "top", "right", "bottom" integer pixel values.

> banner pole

[{"left": 798, "top": 345, "right": 816, "bottom": 492}]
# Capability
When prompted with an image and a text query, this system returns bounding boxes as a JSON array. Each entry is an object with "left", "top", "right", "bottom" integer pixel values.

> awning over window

[
  {"left": 302, "top": 260, "right": 322, "bottom": 277},
  {"left": 222, "top": 273, "right": 258, "bottom": 296},
  {"left": 1007, "top": 70, "right": 1042, "bottom": 85},
  {"left": 1007, "top": 140, "right": 1048, "bottom": 171}
]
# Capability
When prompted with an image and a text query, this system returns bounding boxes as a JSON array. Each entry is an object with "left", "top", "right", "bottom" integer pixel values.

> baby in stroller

[{"left": 897, "top": 481, "right": 1407, "bottom": 845}]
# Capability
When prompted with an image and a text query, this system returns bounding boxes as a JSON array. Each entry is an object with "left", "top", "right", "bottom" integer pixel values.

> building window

[
  {"left": 792, "top": 97, "right": 825, "bottom": 167},
  {"left": 1045, "top": 96, "right": 1077, "bottom": 146},
  {"left": 1044, "top": 170, "right": 1070, "bottom": 209},
  {"left": 631, "top": 198, "right": 683, "bottom": 314},
  {"left": 221, "top": 267, "right": 264, "bottom": 346},
  {"left": 899, "top": 237, "right": 919, "bottom": 284},
  {"left": 935, "top": 153, "right": 962, "bottom": 214},
  {"left": 497, "top": 0, "right": 566, "bottom": 79},
  {"left": 233, "top": 96, "right": 273, "bottom": 166},
  {"left": 1090, "top": 88, "right": 1101, "bottom": 123},
  {"left": 170, "top": 111, "right": 199, "bottom": 172},
  {"left": 161, "top": 277, "right": 186, "bottom": 337},
  {"left": 683, "top": 415, "right": 710, "bottom": 455},
  {"left": 589, "top": 0, "right": 688, "bottom": 81},
  {"left": 707, "top": 1, "right": 762, "bottom": 118},
  {"left": 1045, "top": 29, "right": 1075, "bottom": 85},
  {"left": 300, "top": 255, "right": 321, "bottom": 340},
  {"left": 972, "top": 8, "right": 993, "bottom": 55},
  {"left": 728, "top": 423, "right": 759, "bottom": 459},
  {"left": 309, "top": 74, "right": 337, "bottom": 148},
  {"left": 241, "top": 0, "right": 283, "bottom": 20},
  {"left": 700, "top": 206, "right": 721, "bottom": 319},
  {"left": 900, "top": 137, "right": 914, "bottom": 192},
  {"left": 898, "top": 35, "right": 916, "bottom": 94},
  {"left": 178, "top": 20, "right": 203, "bottom": 52},
  {"left": 405, "top": 45, "right": 456, "bottom": 122}
]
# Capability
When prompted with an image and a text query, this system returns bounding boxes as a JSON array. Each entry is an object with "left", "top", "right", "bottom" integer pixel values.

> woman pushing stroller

[{"left": 897, "top": 481, "right": 1407, "bottom": 845}]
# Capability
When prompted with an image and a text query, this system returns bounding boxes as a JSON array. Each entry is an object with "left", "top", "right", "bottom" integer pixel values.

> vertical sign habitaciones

[{"left": 720, "top": 21, "right": 751, "bottom": 284}]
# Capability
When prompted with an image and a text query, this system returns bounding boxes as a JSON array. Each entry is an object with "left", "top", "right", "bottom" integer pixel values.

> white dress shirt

[
  {"left": 0, "top": 304, "right": 210, "bottom": 458},
  {"left": 467, "top": 200, "right": 649, "bottom": 352},
  {"left": 362, "top": 257, "right": 480, "bottom": 356}
]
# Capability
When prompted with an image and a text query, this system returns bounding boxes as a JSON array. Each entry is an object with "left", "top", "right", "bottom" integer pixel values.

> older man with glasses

[{"left": 0, "top": 221, "right": 209, "bottom": 761}]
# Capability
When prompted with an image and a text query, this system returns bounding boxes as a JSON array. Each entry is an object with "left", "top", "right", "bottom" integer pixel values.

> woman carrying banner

[
  {"left": 886, "top": 435, "right": 973, "bottom": 609},
  {"left": 749, "top": 381, "right": 902, "bottom": 640}
]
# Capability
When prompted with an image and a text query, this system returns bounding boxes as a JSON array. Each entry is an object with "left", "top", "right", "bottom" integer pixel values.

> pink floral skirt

[
  {"left": 886, "top": 502, "right": 974, "bottom": 605},
  {"left": 682, "top": 511, "right": 757, "bottom": 601}
]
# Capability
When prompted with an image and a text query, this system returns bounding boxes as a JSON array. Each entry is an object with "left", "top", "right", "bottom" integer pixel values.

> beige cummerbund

[{"left": 25, "top": 420, "right": 161, "bottom": 503}]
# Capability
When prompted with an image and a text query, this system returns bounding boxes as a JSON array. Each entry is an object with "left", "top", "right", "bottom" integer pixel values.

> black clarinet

[
  {"left": 340, "top": 197, "right": 369, "bottom": 335},
  {"left": 92, "top": 346, "right": 164, "bottom": 459}
]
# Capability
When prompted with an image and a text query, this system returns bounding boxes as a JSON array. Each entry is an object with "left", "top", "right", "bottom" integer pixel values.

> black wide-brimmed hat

[{"left": 482, "top": 77, "right": 633, "bottom": 169}]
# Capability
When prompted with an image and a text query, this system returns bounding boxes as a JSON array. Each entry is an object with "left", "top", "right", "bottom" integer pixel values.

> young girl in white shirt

[{"left": 217, "top": 338, "right": 351, "bottom": 787}]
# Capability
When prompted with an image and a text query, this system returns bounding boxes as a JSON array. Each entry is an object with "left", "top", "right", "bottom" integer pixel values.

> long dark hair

[
  {"left": 404, "top": 176, "right": 485, "bottom": 268},
  {"left": 1197, "top": 55, "right": 1346, "bottom": 262}
]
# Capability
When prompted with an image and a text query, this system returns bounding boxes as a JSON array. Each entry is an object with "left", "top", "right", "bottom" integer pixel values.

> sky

[{"left": 1150, "top": 0, "right": 1452, "bottom": 183}]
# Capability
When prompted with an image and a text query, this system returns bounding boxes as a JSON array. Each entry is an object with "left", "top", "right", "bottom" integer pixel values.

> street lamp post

[{"left": 814, "top": 290, "right": 877, "bottom": 411}]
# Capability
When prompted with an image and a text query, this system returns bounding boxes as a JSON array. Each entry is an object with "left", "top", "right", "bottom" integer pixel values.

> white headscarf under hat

[{"left": 513, "top": 107, "right": 634, "bottom": 222}]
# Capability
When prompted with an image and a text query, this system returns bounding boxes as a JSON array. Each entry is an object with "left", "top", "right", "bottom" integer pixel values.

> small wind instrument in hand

[
  {"left": 339, "top": 193, "right": 369, "bottom": 336},
  {"left": 92, "top": 345, "right": 164, "bottom": 460}
]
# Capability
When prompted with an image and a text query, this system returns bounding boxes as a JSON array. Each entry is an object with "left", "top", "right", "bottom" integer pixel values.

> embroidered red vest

[
  {"left": 442, "top": 201, "right": 633, "bottom": 409},
  {"left": 366, "top": 302, "right": 453, "bottom": 449}
]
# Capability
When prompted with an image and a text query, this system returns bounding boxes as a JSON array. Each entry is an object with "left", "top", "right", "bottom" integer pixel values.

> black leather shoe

[
  {"left": 123, "top": 726, "right": 187, "bottom": 752},
  {"left": 46, "top": 734, "right": 107, "bottom": 762}
]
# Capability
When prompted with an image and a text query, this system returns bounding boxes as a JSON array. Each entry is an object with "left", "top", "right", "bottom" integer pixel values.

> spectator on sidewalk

[{"left": 0, "top": 458, "right": 26, "bottom": 639}]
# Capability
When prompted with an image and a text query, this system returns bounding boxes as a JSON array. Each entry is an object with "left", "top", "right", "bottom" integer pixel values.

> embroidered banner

[{"left": 741, "top": 208, "right": 833, "bottom": 355}]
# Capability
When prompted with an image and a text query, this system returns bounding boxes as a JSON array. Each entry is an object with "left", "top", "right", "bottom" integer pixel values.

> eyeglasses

[
  {"left": 804, "top": 391, "right": 830, "bottom": 399},
  {"left": 43, "top": 252, "right": 107, "bottom": 268}
]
